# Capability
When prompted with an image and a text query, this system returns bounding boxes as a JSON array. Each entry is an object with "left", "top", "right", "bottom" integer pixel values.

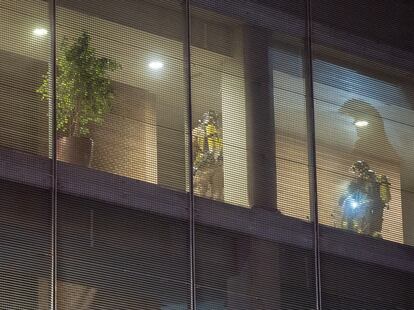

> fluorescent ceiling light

[
  {"left": 33, "top": 28, "right": 48, "bottom": 36},
  {"left": 354, "top": 120, "right": 369, "bottom": 127},
  {"left": 148, "top": 61, "right": 163, "bottom": 70}
]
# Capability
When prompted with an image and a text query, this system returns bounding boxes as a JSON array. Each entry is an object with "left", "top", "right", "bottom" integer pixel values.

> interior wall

[{"left": 91, "top": 82, "right": 157, "bottom": 184}]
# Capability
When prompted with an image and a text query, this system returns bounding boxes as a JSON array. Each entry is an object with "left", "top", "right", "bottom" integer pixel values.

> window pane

[
  {"left": 55, "top": 0, "right": 190, "bottom": 308},
  {"left": 191, "top": 1, "right": 316, "bottom": 309},
  {"left": 313, "top": 22, "right": 414, "bottom": 246},
  {"left": 313, "top": 0, "right": 414, "bottom": 308},
  {"left": 0, "top": 0, "right": 50, "bottom": 156},
  {"left": 0, "top": 0, "right": 51, "bottom": 308}
]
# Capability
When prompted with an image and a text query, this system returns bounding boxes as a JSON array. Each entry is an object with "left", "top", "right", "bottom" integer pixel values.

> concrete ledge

[{"left": 1, "top": 147, "right": 413, "bottom": 274}]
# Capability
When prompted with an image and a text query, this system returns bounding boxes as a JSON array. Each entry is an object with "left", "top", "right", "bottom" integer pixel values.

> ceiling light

[
  {"left": 33, "top": 28, "right": 48, "bottom": 36},
  {"left": 354, "top": 120, "right": 369, "bottom": 127},
  {"left": 148, "top": 61, "right": 163, "bottom": 70}
]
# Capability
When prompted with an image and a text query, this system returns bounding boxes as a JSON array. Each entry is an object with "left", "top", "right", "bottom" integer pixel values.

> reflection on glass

[
  {"left": 272, "top": 47, "right": 309, "bottom": 221},
  {"left": 38, "top": 278, "right": 96, "bottom": 309},
  {"left": 339, "top": 99, "right": 398, "bottom": 161}
]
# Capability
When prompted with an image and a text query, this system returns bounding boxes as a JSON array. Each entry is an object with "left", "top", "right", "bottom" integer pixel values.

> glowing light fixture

[
  {"left": 354, "top": 120, "right": 369, "bottom": 127},
  {"left": 33, "top": 28, "right": 48, "bottom": 36},
  {"left": 351, "top": 200, "right": 359, "bottom": 209},
  {"left": 148, "top": 61, "right": 163, "bottom": 70}
]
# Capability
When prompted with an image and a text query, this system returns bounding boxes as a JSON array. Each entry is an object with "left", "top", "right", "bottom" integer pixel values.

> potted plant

[{"left": 37, "top": 31, "right": 120, "bottom": 166}]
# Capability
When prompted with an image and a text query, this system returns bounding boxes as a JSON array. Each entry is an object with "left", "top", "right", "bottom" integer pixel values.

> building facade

[{"left": 1, "top": 0, "right": 414, "bottom": 309}]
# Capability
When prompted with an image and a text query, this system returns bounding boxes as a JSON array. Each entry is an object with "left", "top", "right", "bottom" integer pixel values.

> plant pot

[{"left": 57, "top": 136, "right": 93, "bottom": 167}]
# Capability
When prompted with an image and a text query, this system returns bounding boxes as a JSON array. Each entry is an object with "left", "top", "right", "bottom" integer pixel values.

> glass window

[
  {"left": 55, "top": 0, "right": 190, "bottom": 308},
  {"left": 0, "top": 0, "right": 50, "bottom": 156},
  {"left": 191, "top": 1, "right": 316, "bottom": 309}
]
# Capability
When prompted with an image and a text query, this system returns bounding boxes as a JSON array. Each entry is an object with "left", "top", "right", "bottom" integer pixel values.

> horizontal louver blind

[
  {"left": 312, "top": 0, "right": 414, "bottom": 308},
  {"left": 0, "top": 182, "right": 51, "bottom": 308},
  {"left": 1, "top": 0, "right": 414, "bottom": 309},
  {"left": 55, "top": 0, "right": 190, "bottom": 308},
  {"left": 0, "top": 1, "right": 50, "bottom": 156},
  {"left": 0, "top": 0, "right": 52, "bottom": 308}
]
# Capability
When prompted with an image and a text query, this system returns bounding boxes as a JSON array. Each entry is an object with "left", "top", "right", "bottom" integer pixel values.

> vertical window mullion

[
  {"left": 304, "top": 0, "right": 322, "bottom": 309},
  {"left": 184, "top": 0, "right": 197, "bottom": 309}
]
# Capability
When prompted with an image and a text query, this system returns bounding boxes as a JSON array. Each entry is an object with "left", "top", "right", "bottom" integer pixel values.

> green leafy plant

[{"left": 37, "top": 32, "right": 120, "bottom": 137}]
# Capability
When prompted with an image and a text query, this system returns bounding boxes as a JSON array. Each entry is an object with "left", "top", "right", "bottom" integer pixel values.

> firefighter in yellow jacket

[{"left": 192, "top": 110, "right": 224, "bottom": 200}]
